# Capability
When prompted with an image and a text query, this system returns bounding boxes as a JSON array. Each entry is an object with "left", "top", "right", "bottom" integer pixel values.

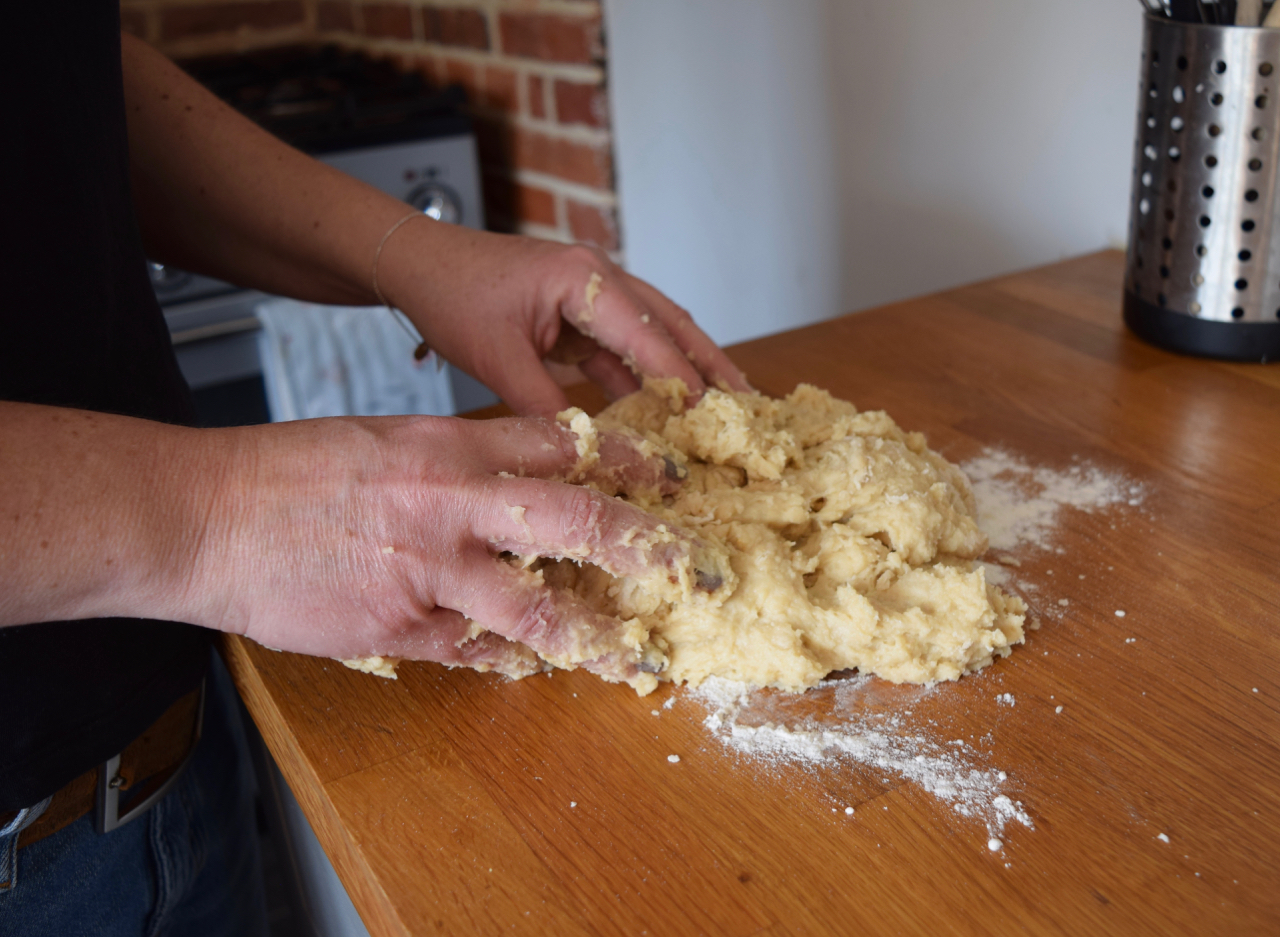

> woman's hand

[
  {"left": 378, "top": 225, "right": 752, "bottom": 417},
  {"left": 121, "top": 35, "right": 748, "bottom": 417},
  {"left": 180, "top": 413, "right": 714, "bottom": 683}
]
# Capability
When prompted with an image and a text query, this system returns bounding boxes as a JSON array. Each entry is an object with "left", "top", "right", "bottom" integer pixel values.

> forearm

[
  {"left": 0, "top": 402, "right": 218, "bottom": 628},
  {"left": 121, "top": 33, "right": 410, "bottom": 306}
]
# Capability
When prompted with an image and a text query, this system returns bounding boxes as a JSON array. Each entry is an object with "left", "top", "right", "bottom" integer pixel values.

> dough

[
  {"left": 345, "top": 381, "right": 1026, "bottom": 694},
  {"left": 538, "top": 381, "right": 1026, "bottom": 693}
]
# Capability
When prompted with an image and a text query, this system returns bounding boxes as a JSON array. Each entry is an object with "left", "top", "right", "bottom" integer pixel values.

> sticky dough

[
  {"left": 345, "top": 381, "right": 1027, "bottom": 693},
  {"left": 537, "top": 380, "right": 1026, "bottom": 692}
]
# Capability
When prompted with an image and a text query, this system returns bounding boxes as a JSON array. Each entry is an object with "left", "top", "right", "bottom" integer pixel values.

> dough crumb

[
  {"left": 556, "top": 407, "right": 601, "bottom": 474},
  {"left": 1157, "top": 833, "right": 1170, "bottom": 844},
  {"left": 844, "top": 806, "right": 854, "bottom": 815},
  {"left": 987, "top": 837, "right": 1003, "bottom": 851},
  {"left": 341, "top": 656, "right": 400, "bottom": 679},
  {"left": 1115, "top": 609, "right": 1126, "bottom": 617},
  {"left": 996, "top": 693, "right": 1016, "bottom": 706},
  {"left": 582, "top": 271, "right": 603, "bottom": 321},
  {"left": 1055, "top": 705, "right": 1063, "bottom": 714},
  {"left": 667, "top": 754, "right": 681, "bottom": 763},
  {"left": 381, "top": 546, "right": 395, "bottom": 554}
]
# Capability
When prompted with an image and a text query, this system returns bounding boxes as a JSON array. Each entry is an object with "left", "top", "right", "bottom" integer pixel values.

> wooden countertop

[{"left": 223, "top": 250, "right": 1280, "bottom": 937}]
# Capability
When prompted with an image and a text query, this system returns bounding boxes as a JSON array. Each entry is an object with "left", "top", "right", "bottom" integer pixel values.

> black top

[{"left": 0, "top": 3, "right": 212, "bottom": 811}]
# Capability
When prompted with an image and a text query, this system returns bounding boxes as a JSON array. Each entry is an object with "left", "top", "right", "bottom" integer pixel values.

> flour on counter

[
  {"left": 694, "top": 677, "right": 1033, "bottom": 844},
  {"left": 961, "top": 448, "right": 1145, "bottom": 553}
]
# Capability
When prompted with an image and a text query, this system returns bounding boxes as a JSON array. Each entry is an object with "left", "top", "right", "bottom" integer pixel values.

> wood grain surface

[{"left": 222, "top": 251, "right": 1280, "bottom": 936}]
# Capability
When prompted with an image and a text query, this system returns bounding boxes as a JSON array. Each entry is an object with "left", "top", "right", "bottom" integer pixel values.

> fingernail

[{"left": 663, "top": 456, "right": 687, "bottom": 481}]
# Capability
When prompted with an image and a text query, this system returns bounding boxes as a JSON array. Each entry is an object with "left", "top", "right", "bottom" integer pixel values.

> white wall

[
  {"left": 827, "top": 0, "right": 1142, "bottom": 312},
  {"left": 603, "top": 0, "right": 843, "bottom": 346},
  {"left": 605, "top": 0, "right": 1144, "bottom": 340}
]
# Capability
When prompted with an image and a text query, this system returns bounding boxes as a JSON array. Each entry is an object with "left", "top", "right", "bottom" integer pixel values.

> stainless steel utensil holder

[{"left": 1125, "top": 13, "right": 1280, "bottom": 361}]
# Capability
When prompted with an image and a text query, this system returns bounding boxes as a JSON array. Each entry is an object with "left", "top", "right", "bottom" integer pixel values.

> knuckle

[
  {"left": 507, "top": 589, "right": 560, "bottom": 647},
  {"left": 561, "top": 243, "right": 608, "bottom": 271},
  {"left": 668, "top": 304, "right": 695, "bottom": 330},
  {"left": 559, "top": 486, "right": 605, "bottom": 541}
]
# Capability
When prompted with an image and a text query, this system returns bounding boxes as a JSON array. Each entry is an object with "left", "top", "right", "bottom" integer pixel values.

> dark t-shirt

[{"left": 0, "top": 3, "right": 213, "bottom": 811}]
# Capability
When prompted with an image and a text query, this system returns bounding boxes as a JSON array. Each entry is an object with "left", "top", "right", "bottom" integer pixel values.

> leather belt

[{"left": 0, "top": 680, "right": 205, "bottom": 851}]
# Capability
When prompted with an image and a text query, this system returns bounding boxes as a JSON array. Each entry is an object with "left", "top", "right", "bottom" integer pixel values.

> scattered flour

[
  {"left": 675, "top": 448, "right": 1143, "bottom": 853},
  {"left": 694, "top": 677, "right": 1033, "bottom": 844},
  {"left": 962, "top": 448, "right": 1144, "bottom": 553}
]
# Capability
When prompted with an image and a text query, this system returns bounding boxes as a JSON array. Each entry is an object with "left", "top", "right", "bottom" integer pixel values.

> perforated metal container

[{"left": 1125, "top": 13, "right": 1280, "bottom": 361}]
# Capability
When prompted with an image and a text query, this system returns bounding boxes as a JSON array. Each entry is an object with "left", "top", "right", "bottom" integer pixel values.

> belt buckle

[{"left": 94, "top": 679, "right": 206, "bottom": 834}]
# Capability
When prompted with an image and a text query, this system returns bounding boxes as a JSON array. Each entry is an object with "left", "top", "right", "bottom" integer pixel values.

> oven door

[{"left": 165, "top": 290, "right": 271, "bottom": 427}]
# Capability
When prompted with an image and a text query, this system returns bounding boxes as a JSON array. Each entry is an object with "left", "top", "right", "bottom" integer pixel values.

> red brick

[
  {"left": 161, "top": 1, "right": 304, "bottom": 40},
  {"left": 554, "top": 80, "right": 607, "bottom": 128},
  {"left": 512, "top": 127, "right": 612, "bottom": 189},
  {"left": 360, "top": 3, "right": 413, "bottom": 40},
  {"left": 317, "top": 0, "right": 355, "bottom": 31},
  {"left": 528, "top": 75, "right": 547, "bottom": 119},
  {"left": 442, "top": 58, "right": 478, "bottom": 97},
  {"left": 480, "top": 66, "right": 518, "bottom": 113},
  {"left": 515, "top": 184, "right": 558, "bottom": 228},
  {"left": 499, "top": 12, "right": 600, "bottom": 64},
  {"left": 120, "top": 7, "right": 148, "bottom": 38},
  {"left": 423, "top": 8, "right": 489, "bottom": 50},
  {"left": 567, "top": 199, "right": 618, "bottom": 250}
]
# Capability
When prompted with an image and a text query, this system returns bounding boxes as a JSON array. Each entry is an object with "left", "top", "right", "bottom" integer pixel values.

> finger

[
  {"left": 451, "top": 558, "right": 663, "bottom": 685},
  {"left": 459, "top": 417, "right": 682, "bottom": 497},
  {"left": 578, "top": 347, "right": 641, "bottom": 401},
  {"left": 477, "top": 476, "right": 728, "bottom": 598},
  {"left": 342, "top": 608, "right": 542, "bottom": 678},
  {"left": 482, "top": 335, "right": 570, "bottom": 418},
  {"left": 623, "top": 273, "right": 753, "bottom": 393},
  {"left": 566, "top": 275, "right": 709, "bottom": 399},
  {"left": 545, "top": 321, "right": 599, "bottom": 366}
]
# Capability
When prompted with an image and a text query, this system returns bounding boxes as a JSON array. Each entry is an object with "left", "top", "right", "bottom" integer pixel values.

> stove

[{"left": 154, "top": 45, "right": 495, "bottom": 424}]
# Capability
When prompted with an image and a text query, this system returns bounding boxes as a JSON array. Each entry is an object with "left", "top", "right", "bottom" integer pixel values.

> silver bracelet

[{"left": 372, "top": 211, "right": 432, "bottom": 361}]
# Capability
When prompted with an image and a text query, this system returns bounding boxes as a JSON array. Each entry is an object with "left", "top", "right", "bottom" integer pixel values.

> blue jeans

[{"left": 0, "top": 653, "right": 269, "bottom": 937}]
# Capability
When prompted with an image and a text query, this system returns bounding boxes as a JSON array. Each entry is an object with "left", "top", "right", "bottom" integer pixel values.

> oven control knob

[{"left": 408, "top": 184, "right": 461, "bottom": 224}]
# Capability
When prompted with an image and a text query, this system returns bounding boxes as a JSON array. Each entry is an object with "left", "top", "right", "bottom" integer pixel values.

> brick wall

[{"left": 120, "top": 0, "right": 621, "bottom": 251}]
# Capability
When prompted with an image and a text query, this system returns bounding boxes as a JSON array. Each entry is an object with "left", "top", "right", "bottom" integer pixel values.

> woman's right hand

[{"left": 176, "top": 412, "right": 713, "bottom": 685}]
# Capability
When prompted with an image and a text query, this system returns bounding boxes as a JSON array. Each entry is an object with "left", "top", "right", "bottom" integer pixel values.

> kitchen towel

[{"left": 255, "top": 298, "right": 454, "bottom": 422}]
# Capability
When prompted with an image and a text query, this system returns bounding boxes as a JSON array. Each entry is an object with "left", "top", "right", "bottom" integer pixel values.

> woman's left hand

[{"left": 378, "top": 223, "right": 752, "bottom": 417}]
